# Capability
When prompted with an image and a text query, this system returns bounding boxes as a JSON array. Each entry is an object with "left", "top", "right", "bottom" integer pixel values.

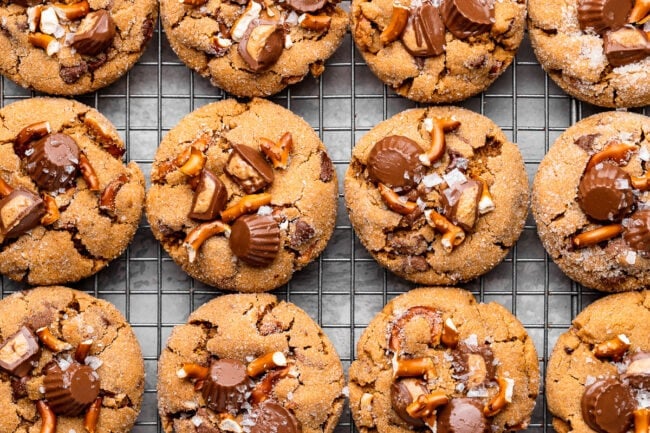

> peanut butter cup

[
  {"left": 577, "top": 163, "right": 634, "bottom": 222},
  {"left": 581, "top": 378, "right": 635, "bottom": 433},
  {"left": 202, "top": 359, "right": 253, "bottom": 414},
  {"left": 440, "top": 0, "right": 494, "bottom": 40},
  {"left": 0, "top": 327, "right": 40, "bottom": 378},
  {"left": 71, "top": 10, "right": 117, "bottom": 55},
  {"left": 367, "top": 135, "right": 424, "bottom": 188},
  {"left": 229, "top": 214, "right": 281, "bottom": 267},
  {"left": 576, "top": 0, "right": 632, "bottom": 35},
  {"left": 24, "top": 133, "right": 80, "bottom": 192},
  {"left": 623, "top": 210, "right": 650, "bottom": 253},
  {"left": 44, "top": 363, "right": 100, "bottom": 416}
]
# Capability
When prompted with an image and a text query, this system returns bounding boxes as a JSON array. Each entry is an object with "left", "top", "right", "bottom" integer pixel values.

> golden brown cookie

[
  {"left": 528, "top": 0, "right": 650, "bottom": 108},
  {"left": 350, "top": 0, "right": 526, "bottom": 103},
  {"left": 532, "top": 111, "right": 650, "bottom": 292},
  {"left": 0, "top": 98, "right": 145, "bottom": 286},
  {"left": 0, "top": 286, "right": 145, "bottom": 433},
  {"left": 157, "top": 293, "right": 345, "bottom": 433},
  {"left": 349, "top": 287, "right": 540, "bottom": 433},
  {"left": 146, "top": 98, "right": 338, "bottom": 292},
  {"left": 546, "top": 291, "right": 650, "bottom": 433},
  {"left": 160, "top": 0, "right": 348, "bottom": 97},
  {"left": 0, "top": 0, "right": 157, "bottom": 95},
  {"left": 344, "top": 106, "right": 529, "bottom": 285}
]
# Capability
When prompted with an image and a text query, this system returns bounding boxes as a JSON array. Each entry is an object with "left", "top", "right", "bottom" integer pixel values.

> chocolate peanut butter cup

[
  {"left": 24, "top": 133, "right": 80, "bottom": 192},
  {"left": 367, "top": 135, "right": 424, "bottom": 188}
]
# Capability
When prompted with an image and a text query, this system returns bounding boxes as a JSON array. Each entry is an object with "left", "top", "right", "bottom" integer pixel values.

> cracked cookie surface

[
  {"left": 344, "top": 106, "right": 529, "bottom": 285},
  {"left": 0, "top": 0, "right": 157, "bottom": 95},
  {"left": 0, "top": 98, "right": 145, "bottom": 286},
  {"left": 146, "top": 98, "right": 338, "bottom": 292},
  {"left": 532, "top": 112, "right": 650, "bottom": 292},
  {"left": 349, "top": 287, "right": 540, "bottom": 433},
  {"left": 546, "top": 290, "right": 650, "bottom": 433},
  {"left": 157, "top": 293, "right": 345, "bottom": 433},
  {"left": 0, "top": 286, "right": 145, "bottom": 433}
]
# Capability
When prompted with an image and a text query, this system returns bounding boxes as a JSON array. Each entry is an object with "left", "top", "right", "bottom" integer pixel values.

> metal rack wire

[{"left": 0, "top": 15, "right": 639, "bottom": 433}]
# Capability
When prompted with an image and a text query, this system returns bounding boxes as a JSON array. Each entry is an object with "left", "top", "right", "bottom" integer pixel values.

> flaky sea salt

[
  {"left": 625, "top": 251, "right": 637, "bottom": 265},
  {"left": 463, "top": 334, "right": 478, "bottom": 347},
  {"left": 442, "top": 169, "right": 467, "bottom": 188},
  {"left": 585, "top": 375, "right": 596, "bottom": 386},
  {"left": 639, "top": 146, "right": 650, "bottom": 162},
  {"left": 257, "top": 205, "right": 272, "bottom": 216},
  {"left": 422, "top": 173, "right": 443, "bottom": 188}
]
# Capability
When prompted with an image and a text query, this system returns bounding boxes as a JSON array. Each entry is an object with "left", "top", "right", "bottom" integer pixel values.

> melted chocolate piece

[
  {"left": 320, "top": 151, "right": 334, "bottom": 182},
  {"left": 24, "top": 133, "right": 80, "bottom": 192},
  {"left": 229, "top": 214, "right": 280, "bottom": 266},
  {"left": 238, "top": 20, "right": 285, "bottom": 72},
  {"left": 391, "top": 379, "right": 427, "bottom": 427},
  {"left": 401, "top": 3, "right": 446, "bottom": 57},
  {"left": 0, "top": 188, "right": 45, "bottom": 239},
  {"left": 367, "top": 136, "right": 424, "bottom": 188},
  {"left": 604, "top": 27, "right": 650, "bottom": 67},
  {"left": 577, "top": 163, "right": 633, "bottom": 221},
  {"left": 59, "top": 63, "right": 89, "bottom": 84},
  {"left": 202, "top": 359, "right": 252, "bottom": 414},
  {"left": 581, "top": 378, "right": 635, "bottom": 433},
  {"left": 623, "top": 210, "right": 650, "bottom": 253},
  {"left": 437, "top": 398, "right": 489, "bottom": 433},
  {"left": 44, "top": 362, "right": 100, "bottom": 416},
  {"left": 440, "top": 0, "right": 494, "bottom": 40},
  {"left": 290, "top": 219, "right": 315, "bottom": 248},
  {"left": 72, "top": 10, "right": 117, "bottom": 56},
  {"left": 189, "top": 170, "right": 228, "bottom": 220},
  {"left": 284, "top": 0, "right": 327, "bottom": 13},
  {"left": 0, "top": 326, "right": 40, "bottom": 377},
  {"left": 226, "top": 143, "right": 274, "bottom": 194},
  {"left": 451, "top": 342, "right": 496, "bottom": 388},
  {"left": 441, "top": 179, "right": 482, "bottom": 231},
  {"left": 577, "top": 0, "right": 632, "bottom": 35},
  {"left": 250, "top": 401, "right": 301, "bottom": 433}
]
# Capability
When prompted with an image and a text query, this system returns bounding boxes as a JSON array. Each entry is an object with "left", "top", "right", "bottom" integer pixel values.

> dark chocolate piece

[
  {"left": 0, "top": 326, "right": 40, "bottom": 377},
  {"left": 367, "top": 135, "right": 424, "bottom": 188},
  {"left": 575, "top": 134, "right": 600, "bottom": 152},
  {"left": 290, "top": 219, "right": 315, "bottom": 248},
  {"left": 202, "top": 359, "right": 252, "bottom": 414},
  {"left": 580, "top": 378, "right": 635, "bottom": 433},
  {"left": 451, "top": 342, "right": 496, "bottom": 388},
  {"left": 578, "top": 163, "right": 634, "bottom": 221},
  {"left": 320, "top": 151, "right": 334, "bottom": 182},
  {"left": 0, "top": 188, "right": 46, "bottom": 239},
  {"left": 250, "top": 401, "right": 301, "bottom": 433},
  {"left": 401, "top": 4, "right": 446, "bottom": 57},
  {"left": 577, "top": 0, "right": 632, "bottom": 35},
  {"left": 226, "top": 143, "right": 275, "bottom": 194},
  {"left": 189, "top": 170, "right": 228, "bottom": 220},
  {"left": 284, "top": 0, "right": 327, "bottom": 13},
  {"left": 391, "top": 379, "right": 427, "bottom": 427},
  {"left": 437, "top": 398, "right": 489, "bottom": 433},
  {"left": 44, "top": 362, "right": 101, "bottom": 416},
  {"left": 604, "top": 27, "right": 650, "bottom": 67},
  {"left": 238, "top": 20, "right": 285, "bottom": 72},
  {"left": 229, "top": 214, "right": 280, "bottom": 266},
  {"left": 71, "top": 10, "right": 117, "bottom": 55},
  {"left": 440, "top": 0, "right": 494, "bottom": 40},
  {"left": 59, "top": 63, "right": 89, "bottom": 84},
  {"left": 623, "top": 210, "right": 650, "bottom": 253},
  {"left": 24, "top": 133, "right": 80, "bottom": 192},
  {"left": 441, "top": 179, "right": 483, "bottom": 231}
]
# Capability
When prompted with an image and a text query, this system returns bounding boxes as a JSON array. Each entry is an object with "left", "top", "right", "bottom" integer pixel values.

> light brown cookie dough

[
  {"left": 157, "top": 293, "right": 345, "bottom": 433},
  {"left": 0, "top": 0, "right": 157, "bottom": 95},
  {"left": 350, "top": 0, "right": 526, "bottom": 103},
  {"left": 546, "top": 291, "right": 650, "bottom": 433},
  {"left": 344, "top": 106, "right": 528, "bottom": 285},
  {"left": 146, "top": 98, "right": 338, "bottom": 292},
  {"left": 160, "top": 0, "right": 348, "bottom": 98},
  {"left": 349, "top": 287, "right": 540, "bottom": 433},
  {"left": 0, "top": 98, "right": 145, "bottom": 286},
  {"left": 529, "top": 0, "right": 650, "bottom": 108},
  {"left": 0, "top": 286, "right": 145, "bottom": 433},
  {"left": 532, "top": 111, "right": 650, "bottom": 292}
]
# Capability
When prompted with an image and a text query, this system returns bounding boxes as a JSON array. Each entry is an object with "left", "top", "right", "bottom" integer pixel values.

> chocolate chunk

[
  {"left": 441, "top": 180, "right": 483, "bottom": 231},
  {"left": 437, "top": 398, "right": 489, "bottom": 433},
  {"left": 367, "top": 135, "right": 424, "bottom": 188},
  {"left": 623, "top": 210, "right": 650, "bottom": 253},
  {"left": 226, "top": 143, "right": 274, "bottom": 194},
  {"left": 59, "top": 63, "right": 89, "bottom": 84},
  {"left": 284, "top": 0, "right": 327, "bottom": 13},
  {"left": 622, "top": 351, "right": 650, "bottom": 388},
  {"left": 141, "top": 17, "right": 155, "bottom": 46},
  {"left": 0, "top": 326, "right": 40, "bottom": 377},
  {"left": 0, "top": 188, "right": 46, "bottom": 239},
  {"left": 577, "top": 0, "right": 632, "bottom": 35},
  {"left": 238, "top": 20, "right": 285, "bottom": 72},
  {"left": 290, "top": 220, "right": 315, "bottom": 248},
  {"left": 391, "top": 379, "right": 427, "bottom": 427},
  {"left": 401, "top": 255, "right": 429, "bottom": 272},
  {"left": 44, "top": 362, "right": 100, "bottom": 416},
  {"left": 86, "top": 52, "right": 108, "bottom": 71},
  {"left": 440, "top": 0, "right": 494, "bottom": 40},
  {"left": 11, "top": 376, "right": 28, "bottom": 398},
  {"left": 72, "top": 11, "right": 116, "bottom": 56},
  {"left": 189, "top": 170, "right": 228, "bottom": 220},
  {"left": 451, "top": 342, "right": 496, "bottom": 388},
  {"left": 201, "top": 359, "right": 252, "bottom": 415},
  {"left": 401, "top": 4, "right": 446, "bottom": 57},
  {"left": 250, "top": 401, "right": 301, "bottom": 433},
  {"left": 581, "top": 378, "right": 635, "bottom": 433},
  {"left": 24, "top": 133, "right": 80, "bottom": 192},
  {"left": 229, "top": 215, "right": 280, "bottom": 266},
  {"left": 387, "top": 232, "right": 428, "bottom": 255},
  {"left": 578, "top": 163, "right": 634, "bottom": 221},
  {"left": 575, "top": 134, "right": 600, "bottom": 152},
  {"left": 320, "top": 151, "right": 334, "bottom": 182},
  {"left": 604, "top": 27, "right": 650, "bottom": 67}
]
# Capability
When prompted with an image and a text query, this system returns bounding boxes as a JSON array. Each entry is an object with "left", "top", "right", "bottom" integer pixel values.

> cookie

[
  {"left": 349, "top": 287, "right": 540, "bottom": 433},
  {"left": 344, "top": 106, "right": 529, "bottom": 285},
  {"left": 146, "top": 98, "right": 338, "bottom": 292},
  {"left": 157, "top": 293, "right": 345, "bottom": 433},
  {"left": 0, "top": 0, "right": 157, "bottom": 95},
  {"left": 160, "top": 0, "right": 348, "bottom": 98},
  {"left": 350, "top": 0, "right": 526, "bottom": 103},
  {"left": 532, "top": 111, "right": 650, "bottom": 292},
  {"left": 528, "top": 0, "right": 650, "bottom": 107},
  {"left": 0, "top": 98, "right": 145, "bottom": 286},
  {"left": 0, "top": 286, "right": 145, "bottom": 433},
  {"left": 546, "top": 290, "right": 650, "bottom": 433}
]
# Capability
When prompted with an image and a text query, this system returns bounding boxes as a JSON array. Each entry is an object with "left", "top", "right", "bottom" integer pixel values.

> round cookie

[
  {"left": 0, "top": 0, "right": 157, "bottom": 95},
  {"left": 146, "top": 98, "right": 338, "bottom": 292},
  {"left": 0, "top": 98, "right": 145, "bottom": 286},
  {"left": 546, "top": 290, "right": 650, "bottom": 433},
  {"left": 160, "top": 0, "right": 348, "bottom": 98},
  {"left": 0, "top": 286, "right": 145, "bottom": 433},
  {"left": 344, "top": 106, "right": 529, "bottom": 285},
  {"left": 532, "top": 111, "right": 650, "bottom": 292},
  {"left": 350, "top": 0, "right": 526, "bottom": 103},
  {"left": 349, "top": 287, "right": 540, "bottom": 433},
  {"left": 157, "top": 293, "right": 346, "bottom": 433},
  {"left": 529, "top": 0, "right": 650, "bottom": 107}
]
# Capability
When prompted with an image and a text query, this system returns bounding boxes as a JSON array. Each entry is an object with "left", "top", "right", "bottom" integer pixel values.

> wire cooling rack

[{"left": 1, "top": 13, "right": 644, "bottom": 433}]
